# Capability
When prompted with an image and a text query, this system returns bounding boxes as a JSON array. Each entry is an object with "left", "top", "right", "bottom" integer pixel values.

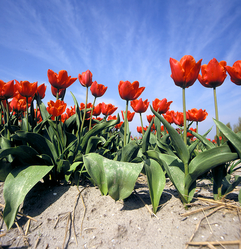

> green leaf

[
  {"left": 221, "top": 174, "right": 241, "bottom": 196},
  {"left": 151, "top": 106, "right": 190, "bottom": 164},
  {"left": 70, "top": 92, "right": 81, "bottom": 132},
  {"left": 186, "top": 145, "right": 238, "bottom": 189},
  {"left": 121, "top": 142, "right": 139, "bottom": 162},
  {"left": 142, "top": 118, "right": 154, "bottom": 154},
  {"left": 213, "top": 119, "right": 241, "bottom": 158},
  {"left": 3, "top": 165, "right": 54, "bottom": 229},
  {"left": 84, "top": 153, "right": 143, "bottom": 200},
  {"left": 85, "top": 136, "right": 104, "bottom": 154},
  {"left": 144, "top": 158, "right": 165, "bottom": 213},
  {"left": 12, "top": 131, "right": 58, "bottom": 161}
]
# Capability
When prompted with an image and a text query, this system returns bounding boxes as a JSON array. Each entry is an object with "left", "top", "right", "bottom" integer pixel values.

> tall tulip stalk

[
  {"left": 198, "top": 58, "right": 227, "bottom": 143},
  {"left": 78, "top": 70, "right": 93, "bottom": 134},
  {"left": 118, "top": 80, "right": 145, "bottom": 146},
  {"left": 169, "top": 56, "right": 202, "bottom": 146}
]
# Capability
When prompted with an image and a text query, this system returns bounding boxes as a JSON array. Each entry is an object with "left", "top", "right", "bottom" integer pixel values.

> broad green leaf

[
  {"left": 144, "top": 158, "right": 165, "bottom": 213},
  {"left": 12, "top": 131, "right": 58, "bottom": 161},
  {"left": 121, "top": 142, "right": 139, "bottom": 162},
  {"left": 186, "top": 145, "right": 238, "bottom": 189},
  {"left": 0, "top": 159, "right": 13, "bottom": 181},
  {"left": 221, "top": 174, "right": 241, "bottom": 196},
  {"left": 188, "top": 129, "right": 215, "bottom": 150},
  {"left": 0, "top": 145, "right": 39, "bottom": 165},
  {"left": 3, "top": 165, "right": 54, "bottom": 229},
  {"left": 151, "top": 106, "right": 190, "bottom": 164},
  {"left": 84, "top": 153, "right": 143, "bottom": 200},
  {"left": 36, "top": 96, "right": 51, "bottom": 121},
  {"left": 70, "top": 92, "right": 82, "bottom": 132},
  {"left": 85, "top": 136, "right": 104, "bottom": 154},
  {"left": 213, "top": 119, "right": 241, "bottom": 158}
]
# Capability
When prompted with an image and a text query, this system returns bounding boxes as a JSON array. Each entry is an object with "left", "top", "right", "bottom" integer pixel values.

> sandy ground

[{"left": 0, "top": 175, "right": 241, "bottom": 249}]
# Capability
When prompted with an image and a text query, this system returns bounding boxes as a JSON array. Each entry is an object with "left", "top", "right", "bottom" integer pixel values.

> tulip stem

[
  {"left": 26, "top": 97, "right": 29, "bottom": 132},
  {"left": 80, "top": 87, "right": 89, "bottom": 134},
  {"left": 140, "top": 113, "right": 144, "bottom": 136},
  {"left": 213, "top": 87, "right": 219, "bottom": 141},
  {"left": 89, "top": 97, "right": 96, "bottom": 130},
  {"left": 182, "top": 88, "right": 187, "bottom": 145},
  {"left": 124, "top": 100, "right": 129, "bottom": 146}
]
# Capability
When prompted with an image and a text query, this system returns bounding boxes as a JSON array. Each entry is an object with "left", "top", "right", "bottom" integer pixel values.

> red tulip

[
  {"left": 187, "top": 108, "right": 208, "bottom": 122},
  {"left": 15, "top": 80, "right": 37, "bottom": 98},
  {"left": 90, "top": 81, "right": 107, "bottom": 97},
  {"left": 170, "top": 55, "right": 202, "bottom": 88},
  {"left": 0, "top": 80, "right": 15, "bottom": 100},
  {"left": 118, "top": 80, "right": 145, "bottom": 101},
  {"left": 47, "top": 100, "right": 67, "bottom": 117},
  {"left": 107, "top": 115, "right": 118, "bottom": 121},
  {"left": 187, "top": 127, "right": 197, "bottom": 138},
  {"left": 130, "top": 98, "right": 149, "bottom": 113},
  {"left": 225, "top": 60, "right": 241, "bottom": 85},
  {"left": 48, "top": 69, "right": 77, "bottom": 89},
  {"left": 101, "top": 103, "right": 118, "bottom": 116},
  {"left": 163, "top": 110, "right": 174, "bottom": 124},
  {"left": 198, "top": 58, "right": 227, "bottom": 88},
  {"left": 152, "top": 98, "right": 173, "bottom": 114},
  {"left": 137, "top": 126, "right": 143, "bottom": 134},
  {"left": 121, "top": 110, "right": 135, "bottom": 122},
  {"left": 172, "top": 111, "right": 184, "bottom": 126},
  {"left": 146, "top": 114, "right": 155, "bottom": 123},
  {"left": 78, "top": 70, "right": 93, "bottom": 87},
  {"left": 10, "top": 96, "right": 29, "bottom": 112},
  {"left": 51, "top": 85, "right": 66, "bottom": 99},
  {"left": 36, "top": 83, "right": 47, "bottom": 99},
  {"left": 92, "top": 103, "right": 102, "bottom": 116},
  {"left": 115, "top": 121, "right": 123, "bottom": 130}
]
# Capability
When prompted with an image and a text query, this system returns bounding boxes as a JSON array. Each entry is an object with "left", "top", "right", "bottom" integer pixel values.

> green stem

[
  {"left": 213, "top": 87, "right": 219, "bottom": 139},
  {"left": 0, "top": 101, "right": 2, "bottom": 126},
  {"left": 182, "top": 87, "right": 187, "bottom": 145},
  {"left": 89, "top": 97, "right": 96, "bottom": 130},
  {"left": 80, "top": 87, "right": 89, "bottom": 134},
  {"left": 140, "top": 113, "right": 144, "bottom": 136},
  {"left": 124, "top": 100, "right": 129, "bottom": 147},
  {"left": 196, "top": 121, "right": 199, "bottom": 151},
  {"left": 26, "top": 97, "right": 29, "bottom": 132},
  {"left": 6, "top": 100, "right": 10, "bottom": 139}
]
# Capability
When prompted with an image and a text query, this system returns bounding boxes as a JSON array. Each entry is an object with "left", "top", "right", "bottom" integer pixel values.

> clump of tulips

[{"left": 0, "top": 57, "right": 241, "bottom": 230}]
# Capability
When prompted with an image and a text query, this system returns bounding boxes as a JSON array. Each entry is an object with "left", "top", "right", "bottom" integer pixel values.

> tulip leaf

[
  {"left": 151, "top": 106, "right": 190, "bottom": 164},
  {"left": 221, "top": 174, "right": 241, "bottom": 196},
  {"left": 188, "top": 129, "right": 215, "bottom": 150},
  {"left": 3, "top": 165, "right": 54, "bottom": 229},
  {"left": 142, "top": 118, "right": 154, "bottom": 153},
  {"left": 120, "top": 141, "right": 139, "bottom": 162},
  {"left": 84, "top": 153, "right": 143, "bottom": 200},
  {"left": 213, "top": 119, "right": 241, "bottom": 158},
  {"left": 185, "top": 145, "right": 238, "bottom": 189},
  {"left": 144, "top": 158, "right": 165, "bottom": 213},
  {"left": 12, "top": 131, "right": 58, "bottom": 161},
  {"left": 85, "top": 136, "right": 104, "bottom": 154},
  {"left": 70, "top": 92, "right": 81, "bottom": 132},
  {"left": 81, "top": 116, "right": 120, "bottom": 150}
]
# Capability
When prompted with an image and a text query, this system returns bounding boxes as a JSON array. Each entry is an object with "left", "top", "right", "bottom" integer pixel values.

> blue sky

[{"left": 1, "top": 0, "right": 241, "bottom": 139}]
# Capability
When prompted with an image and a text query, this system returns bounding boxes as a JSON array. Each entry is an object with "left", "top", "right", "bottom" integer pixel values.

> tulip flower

[
  {"left": 118, "top": 80, "right": 145, "bottom": 101},
  {"left": 0, "top": 79, "right": 15, "bottom": 128},
  {"left": 146, "top": 114, "right": 155, "bottom": 123},
  {"left": 121, "top": 110, "right": 135, "bottom": 122},
  {"left": 90, "top": 81, "right": 107, "bottom": 98},
  {"left": 48, "top": 69, "right": 77, "bottom": 91},
  {"left": 10, "top": 96, "right": 29, "bottom": 112},
  {"left": 78, "top": 70, "right": 94, "bottom": 133},
  {"left": 137, "top": 126, "right": 143, "bottom": 134},
  {"left": 47, "top": 100, "right": 67, "bottom": 117},
  {"left": 92, "top": 103, "right": 102, "bottom": 117},
  {"left": 101, "top": 103, "right": 118, "bottom": 116},
  {"left": 170, "top": 55, "right": 202, "bottom": 145},
  {"left": 131, "top": 98, "right": 149, "bottom": 135},
  {"left": 163, "top": 110, "right": 174, "bottom": 124},
  {"left": 172, "top": 111, "right": 184, "bottom": 126},
  {"left": 152, "top": 98, "right": 172, "bottom": 114},
  {"left": 130, "top": 98, "right": 149, "bottom": 113},
  {"left": 36, "top": 83, "right": 47, "bottom": 100},
  {"left": 187, "top": 127, "right": 197, "bottom": 139},
  {"left": 89, "top": 81, "right": 107, "bottom": 129},
  {"left": 78, "top": 70, "right": 93, "bottom": 88},
  {"left": 15, "top": 80, "right": 38, "bottom": 131},
  {"left": 198, "top": 58, "right": 227, "bottom": 140},
  {"left": 225, "top": 60, "right": 241, "bottom": 85},
  {"left": 187, "top": 108, "right": 208, "bottom": 135},
  {"left": 118, "top": 80, "right": 145, "bottom": 146}
]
